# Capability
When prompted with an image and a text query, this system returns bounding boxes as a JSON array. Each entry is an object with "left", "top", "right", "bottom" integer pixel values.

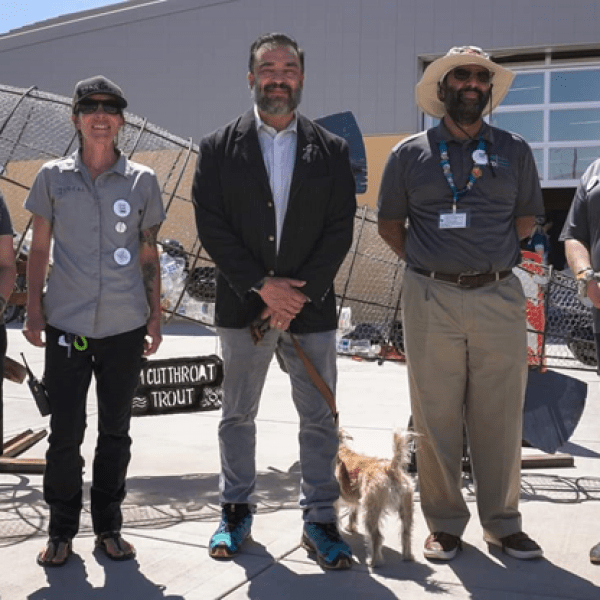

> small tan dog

[{"left": 336, "top": 429, "right": 414, "bottom": 566}]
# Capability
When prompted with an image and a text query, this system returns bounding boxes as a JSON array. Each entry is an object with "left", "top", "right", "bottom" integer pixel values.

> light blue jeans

[{"left": 217, "top": 326, "right": 339, "bottom": 523}]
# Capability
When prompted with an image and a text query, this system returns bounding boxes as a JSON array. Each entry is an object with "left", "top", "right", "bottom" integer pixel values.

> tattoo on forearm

[
  {"left": 140, "top": 224, "right": 159, "bottom": 247},
  {"left": 140, "top": 224, "right": 160, "bottom": 300},
  {"left": 142, "top": 262, "right": 156, "bottom": 299}
]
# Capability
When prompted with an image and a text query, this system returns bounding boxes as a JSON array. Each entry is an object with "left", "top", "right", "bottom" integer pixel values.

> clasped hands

[{"left": 257, "top": 277, "right": 308, "bottom": 331}]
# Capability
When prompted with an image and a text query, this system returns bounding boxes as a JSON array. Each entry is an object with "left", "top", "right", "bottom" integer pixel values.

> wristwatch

[{"left": 576, "top": 268, "right": 595, "bottom": 299}]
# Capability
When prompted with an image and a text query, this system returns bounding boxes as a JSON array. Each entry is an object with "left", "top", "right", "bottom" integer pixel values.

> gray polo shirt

[
  {"left": 378, "top": 121, "right": 543, "bottom": 273},
  {"left": 560, "top": 158, "right": 600, "bottom": 331},
  {"left": 25, "top": 150, "right": 166, "bottom": 338}
]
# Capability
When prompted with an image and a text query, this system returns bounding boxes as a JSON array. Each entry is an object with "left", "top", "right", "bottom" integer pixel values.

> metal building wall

[{"left": 0, "top": 0, "right": 598, "bottom": 142}]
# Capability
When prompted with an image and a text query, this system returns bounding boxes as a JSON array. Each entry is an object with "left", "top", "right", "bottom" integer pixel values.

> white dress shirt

[{"left": 254, "top": 105, "right": 297, "bottom": 253}]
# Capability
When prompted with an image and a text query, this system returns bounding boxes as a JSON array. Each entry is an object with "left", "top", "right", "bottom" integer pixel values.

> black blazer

[{"left": 192, "top": 109, "right": 356, "bottom": 332}]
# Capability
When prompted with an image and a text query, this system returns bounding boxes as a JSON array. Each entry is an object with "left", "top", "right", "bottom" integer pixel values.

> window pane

[
  {"left": 551, "top": 69, "right": 600, "bottom": 103},
  {"left": 550, "top": 108, "right": 600, "bottom": 141},
  {"left": 501, "top": 73, "right": 544, "bottom": 106},
  {"left": 549, "top": 147, "right": 600, "bottom": 180},
  {"left": 489, "top": 111, "right": 544, "bottom": 142},
  {"left": 531, "top": 148, "right": 543, "bottom": 178}
]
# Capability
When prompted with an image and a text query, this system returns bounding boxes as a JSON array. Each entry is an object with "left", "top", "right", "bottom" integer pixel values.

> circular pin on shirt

[
  {"left": 114, "top": 247, "right": 131, "bottom": 266},
  {"left": 115, "top": 221, "right": 127, "bottom": 233},
  {"left": 113, "top": 199, "right": 131, "bottom": 218},
  {"left": 472, "top": 149, "right": 488, "bottom": 165}
]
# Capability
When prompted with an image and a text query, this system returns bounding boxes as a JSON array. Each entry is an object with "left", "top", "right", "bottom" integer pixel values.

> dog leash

[{"left": 250, "top": 316, "right": 338, "bottom": 422}]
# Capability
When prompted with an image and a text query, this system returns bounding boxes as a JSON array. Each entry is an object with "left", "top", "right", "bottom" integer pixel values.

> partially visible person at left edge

[
  {"left": 192, "top": 33, "right": 356, "bottom": 570},
  {"left": 23, "top": 76, "right": 165, "bottom": 567},
  {"left": 0, "top": 190, "right": 17, "bottom": 420},
  {"left": 560, "top": 157, "right": 600, "bottom": 565}
]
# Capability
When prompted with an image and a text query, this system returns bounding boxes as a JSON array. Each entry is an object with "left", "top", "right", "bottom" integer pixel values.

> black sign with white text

[{"left": 132, "top": 354, "right": 223, "bottom": 416}]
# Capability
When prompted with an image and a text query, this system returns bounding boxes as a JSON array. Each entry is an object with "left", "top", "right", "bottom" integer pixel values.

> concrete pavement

[{"left": 0, "top": 319, "right": 599, "bottom": 599}]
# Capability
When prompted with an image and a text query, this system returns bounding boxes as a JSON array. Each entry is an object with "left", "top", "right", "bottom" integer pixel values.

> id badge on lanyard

[
  {"left": 437, "top": 137, "right": 485, "bottom": 231},
  {"left": 439, "top": 208, "right": 470, "bottom": 229}
]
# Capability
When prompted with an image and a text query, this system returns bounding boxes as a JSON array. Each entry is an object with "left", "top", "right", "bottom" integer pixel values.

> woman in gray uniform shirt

[{"left": 23, "top": 76, "right": 165, "bottom": 566}]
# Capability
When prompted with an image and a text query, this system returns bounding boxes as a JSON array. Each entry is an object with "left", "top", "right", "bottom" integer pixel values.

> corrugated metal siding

[{"left": 0, "top": 0, "right": 598, "bottom": 141}]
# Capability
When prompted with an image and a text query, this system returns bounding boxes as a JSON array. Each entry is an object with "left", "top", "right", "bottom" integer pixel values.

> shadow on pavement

[
  {"left": 448, "top": 543, "right": 599, "bottom": 599},
  {"left": 27, "top": 551, "right": 186, "bottom": 600},
  {"left": 521, "top": 473, "right": 600, "bottom": 503},
  {"left": 0, "top": 465, "right": 304, "bottom": 543},
  {"left": 234, "top": 538, "right": 422, "bottom": 600}
]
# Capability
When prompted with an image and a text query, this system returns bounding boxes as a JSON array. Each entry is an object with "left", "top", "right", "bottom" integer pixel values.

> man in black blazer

[{"left": 192, "top": 33, "right": 356, "bottom": 570}]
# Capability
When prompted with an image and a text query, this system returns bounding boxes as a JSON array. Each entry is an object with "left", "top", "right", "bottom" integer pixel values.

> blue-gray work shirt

[
  {"left": 25, "top": 150, "right": 166, "bottom": 338},
  {"left": 378, "top": 121, "right": 544, "bottom": 273}
]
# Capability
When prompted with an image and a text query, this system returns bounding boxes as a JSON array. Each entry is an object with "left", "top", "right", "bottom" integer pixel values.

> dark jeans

[{"left": 43, "top": 324, "right": 145, "bottom": 538}]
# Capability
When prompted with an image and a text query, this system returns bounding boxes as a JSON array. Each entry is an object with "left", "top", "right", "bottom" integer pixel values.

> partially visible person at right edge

[{"left": 560, "top": 159, "right": 600, "bottom": 565}]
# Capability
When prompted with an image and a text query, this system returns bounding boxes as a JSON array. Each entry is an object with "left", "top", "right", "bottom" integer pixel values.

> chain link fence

[
  {"left": 544, "top": 267, "right": 597, "bottom": 370},
  {"left": 0, "top": 84, "right": 595, "bottom": 370}
]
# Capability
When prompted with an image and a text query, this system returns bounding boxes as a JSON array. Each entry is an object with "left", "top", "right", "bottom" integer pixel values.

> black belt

[{"left": 410, "top": 267, "right": 512, "bottom": 288}]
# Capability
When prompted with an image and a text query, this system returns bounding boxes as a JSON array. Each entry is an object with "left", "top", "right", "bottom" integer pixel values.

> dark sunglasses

[
  {"left": 76, "top": 100, "right": 122, "bottom": 115},
  {"left": 451, "top": 67, "right": 493, "bottom": 84}
]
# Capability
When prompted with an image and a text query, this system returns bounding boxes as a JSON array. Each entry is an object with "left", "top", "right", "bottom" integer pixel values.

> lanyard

[{"left": 439, "top": 137, "right": 486, "bottom": 212}]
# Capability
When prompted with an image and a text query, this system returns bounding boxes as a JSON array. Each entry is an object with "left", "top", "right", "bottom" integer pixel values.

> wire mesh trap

[{"left": 0, "top": 84, "right": 595, "bottom": 370}]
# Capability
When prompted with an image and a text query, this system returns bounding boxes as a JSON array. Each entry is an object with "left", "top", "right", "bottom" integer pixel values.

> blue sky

[{"left": 0, "top": 1, "right": 126, "bottom": 34}]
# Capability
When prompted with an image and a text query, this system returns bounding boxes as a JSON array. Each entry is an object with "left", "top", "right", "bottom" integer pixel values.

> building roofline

[{"left": 0, "top": 0, "right": 164, "bottom": 39}]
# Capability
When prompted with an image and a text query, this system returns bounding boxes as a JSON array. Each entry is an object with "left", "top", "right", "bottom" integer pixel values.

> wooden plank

[
  {"left": 0, "top": 457, "right": 45, "bottom": 474},
  {"left": 521, "top": 453, "right": 574, "bottom": 469},
  {"left": 2, "top": 429, "right": 46, "bottom": 458},
  {"left": 2, "top": 429, "right": 33, "bottom": 449}
]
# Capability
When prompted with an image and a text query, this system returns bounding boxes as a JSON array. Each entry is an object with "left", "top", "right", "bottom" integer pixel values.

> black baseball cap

[{"left": 72, "top": 75, "right": 128, "bottom": 113}]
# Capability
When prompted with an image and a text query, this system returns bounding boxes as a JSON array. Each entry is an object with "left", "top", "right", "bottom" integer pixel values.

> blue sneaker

[
  {"left": 302, "top": 522, "right": 353, "bottom": 570},
  {"left": 209, "top": 504, "right": 252, "bottom": 559}
]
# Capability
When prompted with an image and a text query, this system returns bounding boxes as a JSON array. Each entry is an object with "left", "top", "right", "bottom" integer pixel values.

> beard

[
  {"left": 252, "top": 82, "right": 302, "bottom": 115},
  {"left": 443, "top": 85, "right": 491, "bottom": 126}
]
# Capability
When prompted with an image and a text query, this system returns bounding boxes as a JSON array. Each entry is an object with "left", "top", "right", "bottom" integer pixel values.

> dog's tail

[{"left": 390, "top": 430, "right": 412, "bottom": 475}]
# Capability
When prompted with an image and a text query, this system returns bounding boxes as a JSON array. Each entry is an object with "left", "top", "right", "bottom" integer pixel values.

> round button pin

[
  {"left": 472, "top": 149, "right": 488, "bottom": 165},
  {"left": 115, "top": 221, "right": 127, "bottom": 233},
  {"left": 114, "top": 247, "right": 131, "bottom": 266},
  {"left": 113, "top": 199, "right": 131, "bottom": 217}
]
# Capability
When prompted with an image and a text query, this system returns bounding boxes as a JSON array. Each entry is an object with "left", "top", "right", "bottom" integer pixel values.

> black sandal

[
  {"left": 37, "top": 536, "right": 72, "bottom": 567},
  {"left": 95, "top": 531, "right": 136, "bottom": 561}
]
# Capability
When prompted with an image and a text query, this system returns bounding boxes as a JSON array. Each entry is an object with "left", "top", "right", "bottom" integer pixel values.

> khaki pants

[{"left": 402, "top": 268, "right": 527, "bottom": 538}]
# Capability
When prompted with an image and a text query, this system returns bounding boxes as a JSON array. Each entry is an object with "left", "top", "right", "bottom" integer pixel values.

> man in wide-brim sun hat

[
  {"left": 378, "top": 45, "right": 545, "bottom": 563},
  {"left": 416, "top": 45, "right": 514, "bottom": 118}
]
